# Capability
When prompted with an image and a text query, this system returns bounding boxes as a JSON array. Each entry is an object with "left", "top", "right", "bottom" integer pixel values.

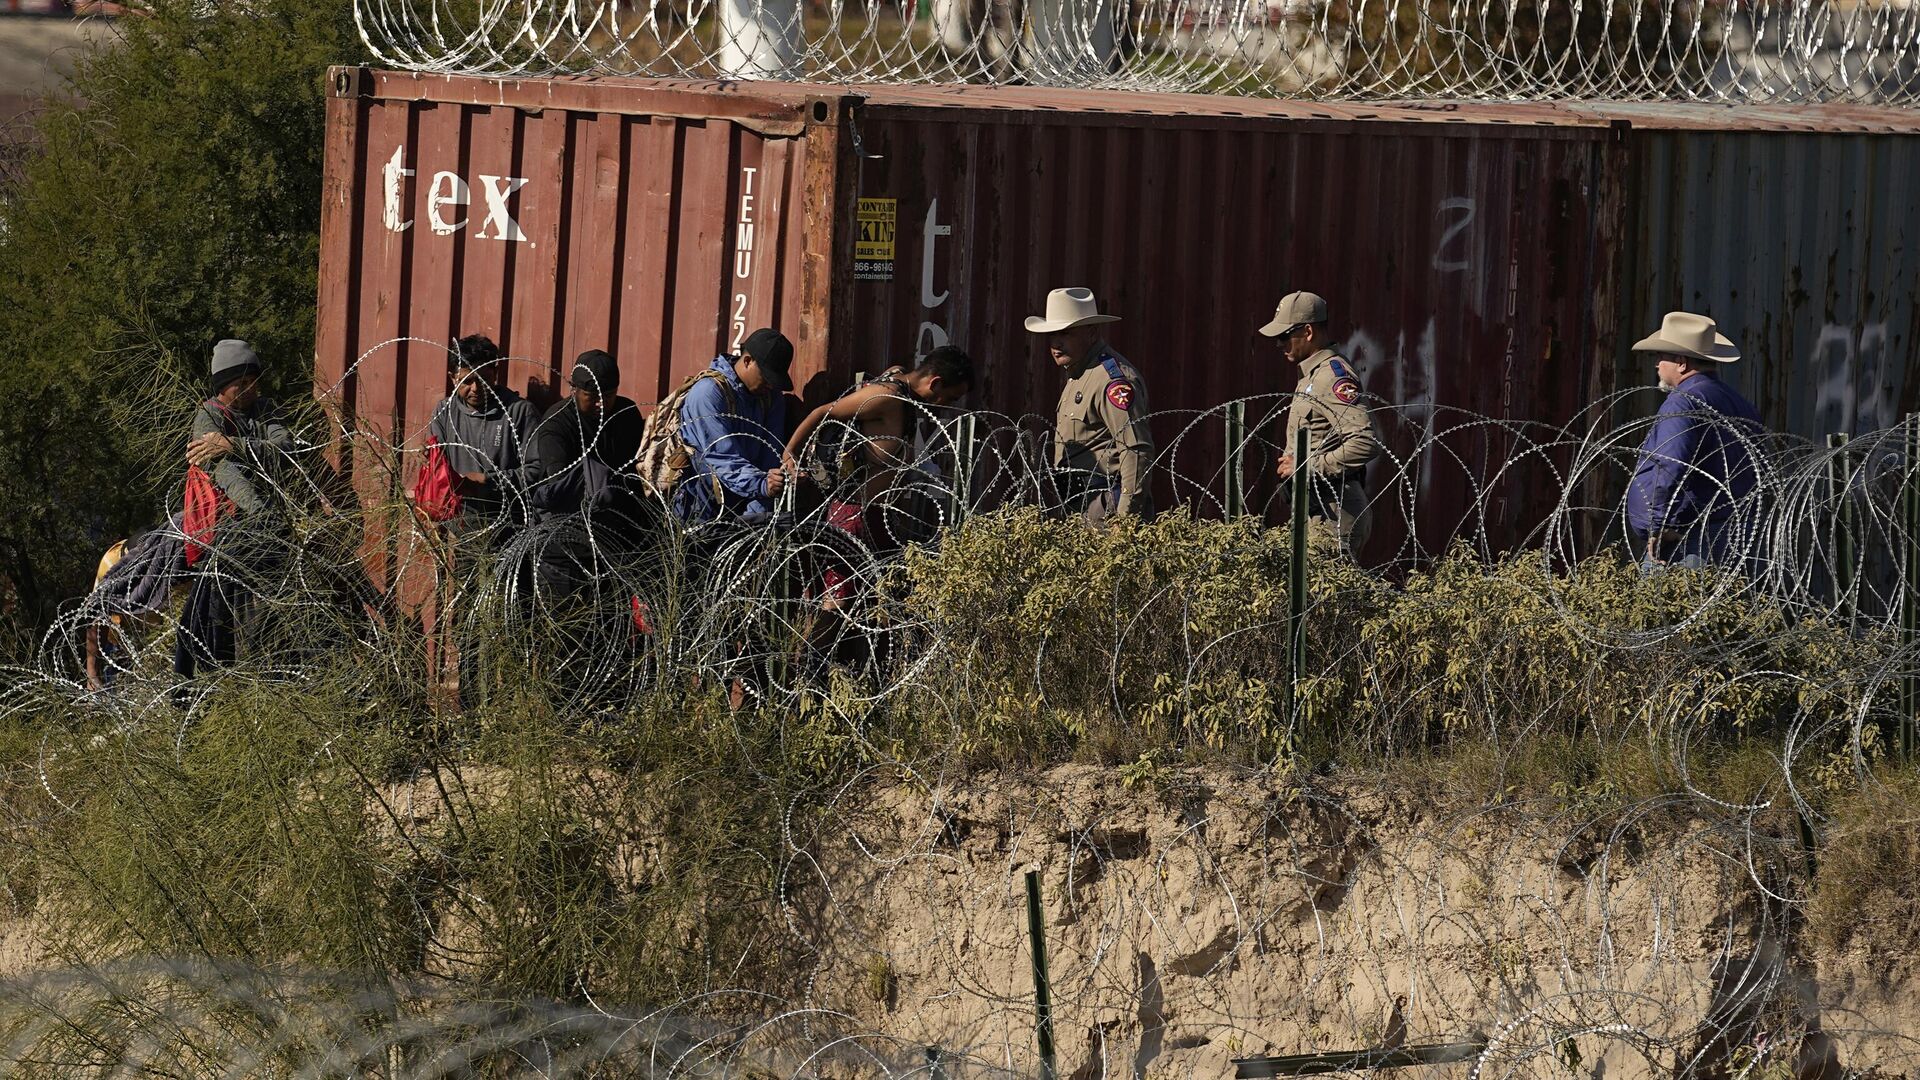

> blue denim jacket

[{"left": 674, "top": 356, "right": 787, "bottom": 523}]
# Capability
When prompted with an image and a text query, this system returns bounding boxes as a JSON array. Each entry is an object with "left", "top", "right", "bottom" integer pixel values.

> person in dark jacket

[
  {"left": 426, "top": 335, "right": 541, "bottom": 705},
  {"left": 674, "top": 328, "right": 794, "bottom": 525},
  {"left": 86, "top": 518, "right": 187, "bottom": 690},
  {"left": 522, "top": 349, "right": 648, "bottom": 599},
  {"left": 173, "top": 339, "right": 294, "bottom": 681},
  {"left": 429, "top": 334, "right": 541, "bottom": 530},
  {"left": 1624, "top": 311, "right": 1765, "bottom": 567}
]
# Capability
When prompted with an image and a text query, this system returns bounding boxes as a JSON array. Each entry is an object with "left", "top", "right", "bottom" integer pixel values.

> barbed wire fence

[
  {"left": 2, "top": 338, "right": 1919, "bottom": 1075},
  {"left": 351, "top": 0, "right": 1920, "bottom": 102}
]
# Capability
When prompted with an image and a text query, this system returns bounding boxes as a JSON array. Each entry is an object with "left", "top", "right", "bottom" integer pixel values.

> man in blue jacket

[
  {"left": 675, "top": 328, "right": 794, "bottom": 525},
  {"left": 1624, "top": 311, "right": 1764, "bottom": 567}
]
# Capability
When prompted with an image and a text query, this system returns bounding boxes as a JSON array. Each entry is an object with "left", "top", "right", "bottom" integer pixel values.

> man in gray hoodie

[{"left": 428, "top": 334, "right": 541, "bottom": 532}]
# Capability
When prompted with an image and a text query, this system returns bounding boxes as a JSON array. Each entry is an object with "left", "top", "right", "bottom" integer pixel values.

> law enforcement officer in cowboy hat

[
  {"left": 1027, "top": 287, "right": 1155, "bottom": 525},
  {"left": 1261, "top": 290, "right": 1380, "bottom": 552}
]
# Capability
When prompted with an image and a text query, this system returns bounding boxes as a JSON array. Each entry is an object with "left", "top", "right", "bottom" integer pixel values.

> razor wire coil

[
  {"left": 351, "top": 0, "right": 1920, "bottom": 103},
  {"left": 4, "top": 338, "right": 1920, "bottom": 1076}
]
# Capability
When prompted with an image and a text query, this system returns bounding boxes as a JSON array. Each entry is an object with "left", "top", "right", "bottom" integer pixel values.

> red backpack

[
  {"left": 412, "top": 436, "right": 462, "bottom": 522},
  {"left": 183, "top": 465, "right": 231, "bottom": 567}
]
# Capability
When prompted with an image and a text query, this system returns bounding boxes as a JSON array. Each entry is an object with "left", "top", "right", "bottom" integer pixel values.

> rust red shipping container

[{"left": 315, "top": 68, "right": 1920, "bottom": 561}]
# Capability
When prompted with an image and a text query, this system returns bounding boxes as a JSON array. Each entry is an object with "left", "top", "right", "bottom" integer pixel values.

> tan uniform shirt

[
  {"left": 1285, "top": 347, "right": 1379, "bottom": 476},
  {"left": 1054, "top": 346, "right": 1154, "bottom": 515}
]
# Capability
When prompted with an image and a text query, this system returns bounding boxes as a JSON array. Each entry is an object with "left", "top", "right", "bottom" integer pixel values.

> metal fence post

[
  {"left": 950, "top": 413, "right": 977, "bottom": 529},
  {"left": 1902, "top": 415, "right": 1920, "bottom": 761},
  {"left": 1224, "top": 400, "right": 1247, "bottom": 519},
  {"left": 1284, "top": 426, "right": 1310, "bottom": 731},
  {"left": 1024, "top": 869, "right": 1058, "bottom": 1080},
  {"left": 1827, "top": 432, "right": 1855, "bottom": 625}
]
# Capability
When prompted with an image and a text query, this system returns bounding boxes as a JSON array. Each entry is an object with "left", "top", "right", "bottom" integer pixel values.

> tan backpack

[{"left": 635, "top": 368, "right": 739, "bottom": 500}]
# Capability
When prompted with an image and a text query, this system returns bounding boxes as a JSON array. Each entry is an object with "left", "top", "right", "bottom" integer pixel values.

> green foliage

[
  {"left": 901, "top": 507, "right": 1382, "bottom": 764},
  {"left": 6, "top": 677, "right": 801, "bottom": 1010},
  {"left": 0, "top": 503, "right": 1909, "bottom": 1060},
  {"left": 0, "top": 0, "right": 370, "bottom": 642},
  {"left": 1809, "top": 773, "right": 1920, "bottom": 959},
  {"left": 1344, "top": 546, "right": 1879, "bottom": 752},
  {"left": 902, "top": 512, "right": 1885, "bottom": 767}
]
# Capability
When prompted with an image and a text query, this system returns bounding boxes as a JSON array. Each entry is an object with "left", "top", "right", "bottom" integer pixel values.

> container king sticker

[{"left": 855, "top": 198, "right": 896, "bottom": 281}]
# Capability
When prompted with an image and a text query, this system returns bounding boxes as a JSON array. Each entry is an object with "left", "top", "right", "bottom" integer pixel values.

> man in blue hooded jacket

[
  {"left": 1624, "top": 311, "right": 1764, "bottom": 567},
  {"left": 674, "top": 328, "right": 794, "bottom": 525}
]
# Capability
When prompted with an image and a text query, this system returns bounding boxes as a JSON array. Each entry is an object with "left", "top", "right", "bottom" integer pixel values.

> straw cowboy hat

[
  {"left": 1024, "top": 287, "right": 1121, "bottom": 333},
  {"left": 1632, "top": 311, "right": 1740, "bottom": 364}
]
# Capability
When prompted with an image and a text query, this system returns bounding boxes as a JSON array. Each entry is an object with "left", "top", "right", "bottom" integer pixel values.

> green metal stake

[
  {"left": 1024, "top": 869, "right": 1058, "bottom": 1080},
  {"left": 1284, "top": 425, "right": 1310, "bottom": 731},
  {"left": 1224, "top": 400, "right": 1247, "bottom": 519},
  {"left": 1903, "top": 414, "right": 1920, "bottom": 762},
  {"left": 1828, "top": 432, "right": 1856, "bottom": 626}
]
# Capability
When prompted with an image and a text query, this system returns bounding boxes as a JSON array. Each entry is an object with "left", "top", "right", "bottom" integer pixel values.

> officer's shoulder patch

[
  {"left": 1327, "top": 356, "right": 1362, "bottom": 405},
  {"left": 1105, "top": 379, "right": 1135, "bottom": 412}
]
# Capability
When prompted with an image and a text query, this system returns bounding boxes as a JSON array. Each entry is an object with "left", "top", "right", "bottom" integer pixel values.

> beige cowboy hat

[
  {"left": 1632, "top": 311, "right": 1740, "bottom": 363},
  {"left": 1024, "top": 287, "right": 1121, "bottom": 334}
]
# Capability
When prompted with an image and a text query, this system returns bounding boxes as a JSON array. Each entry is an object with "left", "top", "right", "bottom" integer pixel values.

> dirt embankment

[
  {"left": 790, "top": 766, "right": 1920, "bottom": 1078},
  {"left": 3, "top": 763, "right": 1916, "bottom": 1077}
]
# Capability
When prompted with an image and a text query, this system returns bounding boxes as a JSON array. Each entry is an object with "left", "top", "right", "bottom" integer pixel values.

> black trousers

[{"left": 172, "top": 567, "right": 245, "bottom": 680}]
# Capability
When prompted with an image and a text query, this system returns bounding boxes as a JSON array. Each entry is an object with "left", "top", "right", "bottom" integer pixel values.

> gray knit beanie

[{"left": 211, "top": 339, "right": 262, "bottom": 393}]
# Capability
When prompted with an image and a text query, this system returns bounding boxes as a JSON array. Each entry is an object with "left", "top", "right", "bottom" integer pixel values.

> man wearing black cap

[
  {"left": 525, "top": 349, "right": 647, "bottom": 521},
  {"left": 674, "top": 328, "right": 794, "bottom": 525},
  {"left": 174, "top": 338, "right": 295, "bottom": 682},
  {"left": 523, "top": 349, "right": 649, "bottom": 599}
]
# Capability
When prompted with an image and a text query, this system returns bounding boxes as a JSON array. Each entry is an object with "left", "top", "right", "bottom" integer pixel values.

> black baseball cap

[
  {"left": 741, "top": 328, "right": 794, "bottom": 393},
  {"left": 569, "top": 349, "right": 620, "bottom": 394}
]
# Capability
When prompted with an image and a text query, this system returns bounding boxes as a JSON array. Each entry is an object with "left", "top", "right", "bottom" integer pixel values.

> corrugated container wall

[
  {"left": 314, "top": 70, "right": 1920, "bottom": 566},
  {"left": 841, "top": 99, "right": 1612, "bottom": 554},
  {"left": 1626, "top": 129, "right": 1920, "bottom": 437},
  {"left": 316, "top": 70, "right": 840, "bottom": 444}
]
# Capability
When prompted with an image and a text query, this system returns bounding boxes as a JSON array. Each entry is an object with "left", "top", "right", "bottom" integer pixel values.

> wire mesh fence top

[{"left": 352, "top": 0, "right": 1920, "bottom": 103}]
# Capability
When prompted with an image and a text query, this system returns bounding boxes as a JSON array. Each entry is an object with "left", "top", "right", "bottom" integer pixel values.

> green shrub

[
  {"left": 1347, "top": 547, "right": 1878, "bottom": 752},
  {"left": 901, "top": 512, "right": 1884, "bottom": 767},
  {"left": 0, "top": 0, "right": 371, "bottom": 645},
  {"left": 7, "top": 677, "right": 801, "bottom": 1010},
  {"left": 1809, "top": 774, "right": 1920, "bottom": 959},
  {"left": 900, "top": 507, "right": 1385, "bottom": 763}
]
